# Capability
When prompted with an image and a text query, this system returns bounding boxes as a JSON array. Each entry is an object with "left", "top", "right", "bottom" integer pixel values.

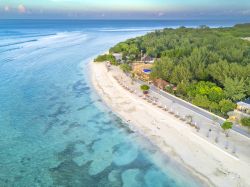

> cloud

[
  {"left": 4, "top": 5, "right": 10, "bottom": 12},
  {"left": 240, "top": 9, "right": 250, "bottom": 15},
  {"left": 18, "top": 4, "right": 26, "bottom": 13},
  {"left": 157, "top": 12, "right": 165, "bottom": 17}
]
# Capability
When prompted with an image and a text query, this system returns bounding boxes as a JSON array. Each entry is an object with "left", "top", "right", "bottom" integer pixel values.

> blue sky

[{"left": 1, "top": 0, "right": 250, "bottom": 19}]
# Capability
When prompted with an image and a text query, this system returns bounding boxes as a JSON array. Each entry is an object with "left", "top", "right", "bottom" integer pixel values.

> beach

[{"left": 90, "top": 61, "right": 250, "bottom": 187}]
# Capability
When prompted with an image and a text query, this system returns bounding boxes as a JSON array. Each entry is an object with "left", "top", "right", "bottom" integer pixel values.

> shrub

[
  {"left": 221, "top": 121, "right": 233, "bottom": 131},
  {"left": 219, "top": 99, "right": 236, "bottom": 115},
  {"left": 140, "top": 85, "right": 150, "bottom": 94},
  {"left": 140, "top": 85, "right": 150, "bottom": 91},
  {"left": 240, "top": 117, "right": 250, "bottom": 129},
  {"left": 165, "top": 85, "right": 174, "bottom": 93},
  {"left": 120, "top": 64, "right": 132, "bottom": 73},
  {"left": 94, "top": 54, "right": 116, "bottom": 64}
]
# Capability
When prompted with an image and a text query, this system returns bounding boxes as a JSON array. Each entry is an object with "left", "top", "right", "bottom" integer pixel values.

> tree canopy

[
  {"left": 240, "top": 117, "right": 250, "bottom": 129},
  {"left": 94, "top": 54, "right": 117, "bottom": 65},
  {"left": 120, "top": 64, "right": 132, "bottom": 73},
  {"left": 109, "top": 23, "right": 250, "bottom": 117},
  {"left": 221, "top": 121, "right": 233, "bottom": 131},
  {"left": 140, "top": 85, "right": 150, "bottom": 91}
]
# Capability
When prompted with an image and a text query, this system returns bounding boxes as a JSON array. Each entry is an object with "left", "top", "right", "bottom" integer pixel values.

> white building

[
  {"left": 237, "top": 99, "right": 250, "bottom": 115},
  {"left": 112, "top": 53, "right": 123, "bottom": 63},
  {"left": 141, "top": 55, "right": 155, "bottom": 64},
  {"left": 228, "top": 99, "right": 250, "bottom": 121}
]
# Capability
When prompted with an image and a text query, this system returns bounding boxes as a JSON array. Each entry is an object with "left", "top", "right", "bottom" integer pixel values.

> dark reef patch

[
  {"left": 63, "top": 122, "right": 82, "bottom": 135},
  {"left": 43, "top": 117, "right": 60, "bottom": 135},
  {"left": 49, "top": 136, "right": 160, "bottom": 187},
  {"left": 48, "top": 96, "right": 60, "bottom": 101},
  {"left": 60, "top": 120, "right": 69, "bottom": 126},
  {"left": 48, "top": 105, "right": 70, "bottom": 118},
  {"left": 50, "top": 160, "right": 122, "bottom": 187},
  {"left": 72, "top": 80, "right": 91, "bottom": 97},
  {"left": 87, "top": 119, "right": 100, "bottom": 125},
  {"left": 86, "top": 138, "right": 101, "bottom": 153}
]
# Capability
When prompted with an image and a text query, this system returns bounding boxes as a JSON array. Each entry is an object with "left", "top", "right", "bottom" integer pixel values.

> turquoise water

[{"left": 0, "top": 20, "right": 241, "bottom": 186}]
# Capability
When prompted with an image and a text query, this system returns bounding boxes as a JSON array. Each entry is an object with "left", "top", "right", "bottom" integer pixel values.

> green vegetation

[
  {"left": 94, "top": 54, "right": 118, "bottom": 65},
  {"left": 140, "top": 85, "right": 150, "bottom": 94},
  {"left": 120, "top": 63, "right": 132, "bottom": 73},
  {"left": 223, "top": 23, "right": 250, "bottom": 37},
  {"left": 222, "top": 121, "right": 233, "bottom": 130},
  {"left": 219, "top": 99, "right": 236, "bottom": 114},
  {"left": 240, "top": 117, "right": 250, "bottom": 130},
  {"left": 180, "top": 81, "right": 236, "bottom": 115},
  {"left": 221, "top": 121, "right": 233, "bottom": 136},
  {"left": 110, "top": 23, "right": 250, "bottom": 117}
]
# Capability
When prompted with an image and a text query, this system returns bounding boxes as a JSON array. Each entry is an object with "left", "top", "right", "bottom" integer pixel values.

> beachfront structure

[
  {"left": 141, "top": 55, "right": 154, "bottom": 64},
  {"left": 237, "top": 99, "right": 250, "bottom": 115},
  {"left": 228, "top": 99, "right": 250, "bottom": 121},
  {"left": 113, "top": 53, "right": 123, "bottom": 63},
  {"left": 153, "top": 79, "right": 168, "bottom": 90}
]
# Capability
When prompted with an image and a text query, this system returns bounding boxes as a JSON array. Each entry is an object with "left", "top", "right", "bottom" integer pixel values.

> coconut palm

[
  {"left": 221, "top": 121, "right": 233, "bottom": 137},
  {"left": 140, "top": 84, "right": 150, "bottom": 94}
]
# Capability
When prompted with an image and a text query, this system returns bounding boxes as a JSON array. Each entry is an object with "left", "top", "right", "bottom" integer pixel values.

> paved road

[{"left": 135, "top": 79, "right": 250, "bottom": 138}]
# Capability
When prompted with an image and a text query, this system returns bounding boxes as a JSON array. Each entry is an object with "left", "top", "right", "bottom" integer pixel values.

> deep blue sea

[{"left": 0, "top": 19, "right": 246, "bottom": 187}]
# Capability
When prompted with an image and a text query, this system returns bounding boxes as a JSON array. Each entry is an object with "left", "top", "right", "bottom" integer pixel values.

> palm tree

[
  {"left": 140, "top": 84, "right": 150, "bottom": 94},
  {"left": 221, "top": 121, "right": 233, "bottom": 137},
  {"left": 240, "top": 117, "right": 250, "bottom": 133}
]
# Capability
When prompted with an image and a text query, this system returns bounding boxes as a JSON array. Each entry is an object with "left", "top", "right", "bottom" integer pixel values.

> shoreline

[
  {"left": 89, "top": 61, "right": 250, "bottom": 187},
  {"left": 87, "top": 64, "right": 209, "bottom": 187}
]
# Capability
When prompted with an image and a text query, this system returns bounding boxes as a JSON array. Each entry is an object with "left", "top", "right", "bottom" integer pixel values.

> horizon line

[{"left": 1, "top": 18, "right": 250, "bottom": 21}]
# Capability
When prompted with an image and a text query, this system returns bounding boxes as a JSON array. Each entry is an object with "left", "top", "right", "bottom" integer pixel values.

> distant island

[{"left": 95, "top": 23, "right": 250, "bottom": 129}]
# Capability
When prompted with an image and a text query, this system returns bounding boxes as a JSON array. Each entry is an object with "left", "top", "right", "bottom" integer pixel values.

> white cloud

[
  {"left": 241, "top": 9, "right": 250, "bottom": 15},
  {"left": 18, "top": 4, "right": 26, "bottom": 13},
  {"left": 4, "top": 5, "right": 10, "bottom": 12},
  {"left": 157, "top": 12, "right": 165, "bottom": 17}
]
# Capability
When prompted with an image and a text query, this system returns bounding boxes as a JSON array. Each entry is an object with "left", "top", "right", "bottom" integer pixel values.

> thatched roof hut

[{"left": 153, "top": 78, "right": 169, "bottom": 90}]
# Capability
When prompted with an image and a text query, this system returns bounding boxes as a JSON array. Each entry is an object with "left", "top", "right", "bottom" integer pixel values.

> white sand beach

[
  {"left": 243, "top": 37, "right": 250, "bottom": 41},
  {"left": 90, "top": 62, "right": 250, "bottom": 187}
]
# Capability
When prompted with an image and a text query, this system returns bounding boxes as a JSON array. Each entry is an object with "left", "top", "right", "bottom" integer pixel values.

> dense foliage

[
  {"left": 94, "top": 54, "right": 117, "bottom": 65},
  {"left": 120, "top": 64, "right": 132, "bottom": 72},
  {"left": 140, "top": 85, "right": 150, "bottom": 91},
  {"left": 222, "top": 121, "right": 233, "bottom": 131},
  {"left": 110, "top": 24, "right": 250, "bottom": 117},
  {"left": 240, "top": 117, "right": 250, "bottom": 129}
]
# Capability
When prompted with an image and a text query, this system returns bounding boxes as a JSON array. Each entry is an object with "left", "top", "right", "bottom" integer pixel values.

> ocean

[{"left": 0, "top": 19, "right": 244, "bottom": 187}]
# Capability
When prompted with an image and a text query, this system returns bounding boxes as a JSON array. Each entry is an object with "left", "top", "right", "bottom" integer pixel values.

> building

[
  {"left": 141, "top": 55, "right": 155, "bottom": 64},
  {"left": 228, "top": 99, "right": 250, "bottom": 121},
  {"left": 237, "top": 99, "right": 250, "bottom": 115},
  {"left": 153, "top": 78, "right": 169, "bottom": 90},
  {"left": 112, "top": 53, "right": 123, "bottom": 63}
]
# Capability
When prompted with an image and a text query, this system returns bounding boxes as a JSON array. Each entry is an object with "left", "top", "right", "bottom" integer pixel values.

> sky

[{"left": 0, "top": 0, "right": 250, "bottom": 20}]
